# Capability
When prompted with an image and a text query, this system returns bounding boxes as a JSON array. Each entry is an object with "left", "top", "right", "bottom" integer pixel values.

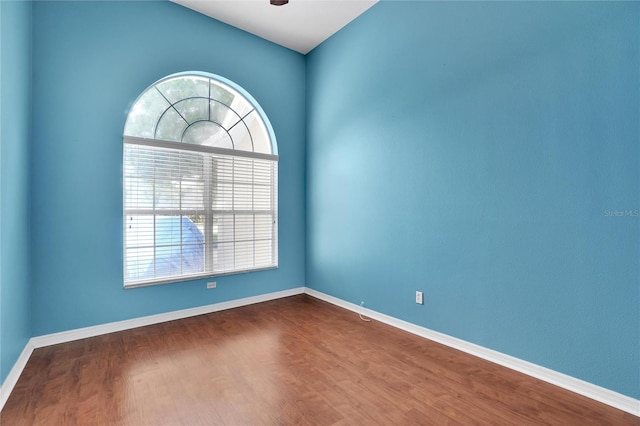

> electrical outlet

[
  {"left": 207, "top": 282, "right": 217, "bottom": 289},
  {"left": 416, "top": 291, "right": 423, "bottom": 304}
]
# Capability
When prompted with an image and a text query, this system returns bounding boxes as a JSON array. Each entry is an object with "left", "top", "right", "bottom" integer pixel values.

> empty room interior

[{"left": 1, "top": 0, "right": 638, "bottom": 424}]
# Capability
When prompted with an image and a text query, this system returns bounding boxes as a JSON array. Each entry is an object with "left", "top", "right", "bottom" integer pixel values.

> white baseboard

[
  {"left": 0, "top": 339, "right": 35, "bottom": 412},
  {"left": 1, "top": 286, "right": 304, "bottom": 412},
  {"left": 2, "top": 286, "right": 637, "bottom": 417},
  {"left": 31, "top": 287, "right": 305, "bottom": 348},
  {"left": 304, "top": 288, "right": 640, "bottom": 417}
]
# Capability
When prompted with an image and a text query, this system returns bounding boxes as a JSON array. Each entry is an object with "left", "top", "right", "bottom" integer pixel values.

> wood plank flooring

[{"left": 1, "top": 295, "right": 637, "bottom": 425}]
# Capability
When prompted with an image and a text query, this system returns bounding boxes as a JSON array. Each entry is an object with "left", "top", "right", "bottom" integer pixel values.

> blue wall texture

[
  {"left": 0, "top": 0, "right": 32, "bottom": 384},
  {"left": 306, "top": 2, "right": 639, "bottom": 399},
  {"left": 30, "top": 1, "right": 306, "bottom": 336},
  {"left": 0, "top": 0, "right": 638, "bottom": 403}
]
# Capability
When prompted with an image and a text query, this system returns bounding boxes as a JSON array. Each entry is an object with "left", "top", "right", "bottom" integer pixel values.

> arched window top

[{"left": 124, "top": 72, "right": 277, "bottom": 156}]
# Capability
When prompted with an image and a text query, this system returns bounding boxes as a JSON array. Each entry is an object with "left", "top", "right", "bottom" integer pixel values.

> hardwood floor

[{"left": 1, "top": 295, "right": 637, "bottom": 425}]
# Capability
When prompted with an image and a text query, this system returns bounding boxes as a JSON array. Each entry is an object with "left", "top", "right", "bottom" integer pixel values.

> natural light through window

[{"left": 123, "top": 73, "right": 278, "bottom": 288}]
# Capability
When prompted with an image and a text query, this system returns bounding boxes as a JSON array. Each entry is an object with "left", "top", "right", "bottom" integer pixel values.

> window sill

[{"left": 124, "top": 265, "right": 279, "bottom": 289}]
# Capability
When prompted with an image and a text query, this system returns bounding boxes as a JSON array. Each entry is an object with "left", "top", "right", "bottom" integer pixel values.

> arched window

[{"left": 123, "top": 72, "right": 278, "bottom": 287}]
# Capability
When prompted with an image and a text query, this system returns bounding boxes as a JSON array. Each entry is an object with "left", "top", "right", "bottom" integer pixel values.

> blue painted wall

[
  {"left": 30, "top": 1, "right": 306, "bottom": 335},
  {"left": 306, "top": 1, "right": 639, "bottom": 399},
  {"left": 0, "top": 0, "right": 32, "bottom": 383},
  {"left": 1, "top": 0, "right": 637, "bottom": 403}
]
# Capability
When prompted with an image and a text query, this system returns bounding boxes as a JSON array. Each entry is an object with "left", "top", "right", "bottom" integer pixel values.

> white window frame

[{"left": 123, "top": 73, "right": 278, "bottom": 288}]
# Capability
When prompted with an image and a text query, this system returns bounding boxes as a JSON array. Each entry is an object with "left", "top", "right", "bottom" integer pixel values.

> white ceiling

[{"left": 171, "top": 0, "right": 378, "bottom": 54}]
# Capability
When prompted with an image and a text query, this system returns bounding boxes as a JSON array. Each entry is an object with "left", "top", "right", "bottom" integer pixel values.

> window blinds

[{"left": 124, "top": 139, "right": 278, "bottom": 287}]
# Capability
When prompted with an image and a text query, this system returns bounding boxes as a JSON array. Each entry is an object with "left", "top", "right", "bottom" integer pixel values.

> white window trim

[{"left": 123, "top": 74, "right": 279, "bottom": 288}]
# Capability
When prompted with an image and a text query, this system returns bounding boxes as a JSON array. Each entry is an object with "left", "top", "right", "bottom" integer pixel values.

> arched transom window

[{"left": 123, "top": 73, "right": 278, "bottom": 287}]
